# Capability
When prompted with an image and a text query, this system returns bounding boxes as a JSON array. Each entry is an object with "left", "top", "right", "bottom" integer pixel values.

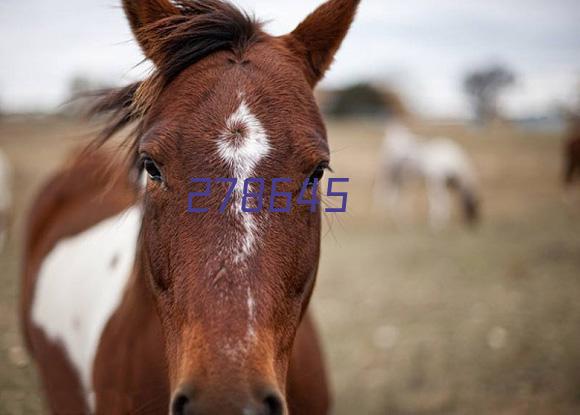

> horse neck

[
  {"left": 101, "top": 200, "right": 159, "bottom": 334},
  {"left": 104, "top": 236, "right": 162, "bottom": 344},
  {"left": 127, "top": 215, "right": 158, "bottom": 322}
]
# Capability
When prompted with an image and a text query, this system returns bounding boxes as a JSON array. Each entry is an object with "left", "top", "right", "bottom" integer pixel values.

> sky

[{"left": 0, "top": 0, "right": 579, "bottom": 117}]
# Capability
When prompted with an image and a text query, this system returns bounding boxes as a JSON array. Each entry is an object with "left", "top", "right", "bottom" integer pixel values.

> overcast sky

[{"left": 0, "top": 0, "right": 579, "bottom": 117}]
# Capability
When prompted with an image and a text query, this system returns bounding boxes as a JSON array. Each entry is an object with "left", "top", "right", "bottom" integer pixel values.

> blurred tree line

[
  {"left": 463, "top": 65, "right": 516, "bottom": 125},
  {"left": 320, "top": 83, "right": 407, "bottom": 119},
  {"left": 320, "top": 64, "right": 519, "bottom": 126}
]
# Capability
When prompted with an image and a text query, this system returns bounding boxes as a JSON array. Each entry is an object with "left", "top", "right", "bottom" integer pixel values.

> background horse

[
  {"left": 564, "top": 116, "right": 580, "bottom": 186},
  {"left": 376, "top": 119, "right": 480, "bottom": 229},
  {"left": 0, "top": 148, "right": 12, "bottom": 251},
  {"left": 20, "top": 0, "right": 360, "bottom": 414}
]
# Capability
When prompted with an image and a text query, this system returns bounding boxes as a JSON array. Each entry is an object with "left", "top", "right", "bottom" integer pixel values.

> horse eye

[
  {"left": 308, "top": 163, "right": 328, "bottom": 186},
  {"left": 143, "top": 157, "right": 163, "bottom": 183}
]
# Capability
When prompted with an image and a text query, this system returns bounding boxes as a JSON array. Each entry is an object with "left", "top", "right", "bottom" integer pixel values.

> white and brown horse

[
  {"left": 21, "top": 1, "right": 360, "bottom": 414},
  {"left": 564, "top": 116, "right": 580, "bottom": 186},
  {"left": 0, "top": 147, "right": 12, "bottom": 251},
  {"left": 375, "top": 120, "right": 480, "bottom": 229}
]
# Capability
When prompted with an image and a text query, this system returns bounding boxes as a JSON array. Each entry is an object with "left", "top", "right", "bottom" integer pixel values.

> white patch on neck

[
  {"left": 31, "top": 206, "right": 142, "bottom": 411},
  {"left": 216, "top": 100, "right": 271, "bottom": 264}
]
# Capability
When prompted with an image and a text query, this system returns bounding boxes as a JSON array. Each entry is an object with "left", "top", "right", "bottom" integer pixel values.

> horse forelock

[{"left": 87, "top": 0, "right": 264, "bottom": 175}]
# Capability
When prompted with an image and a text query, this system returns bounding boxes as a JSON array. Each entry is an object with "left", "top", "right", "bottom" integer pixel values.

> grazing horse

[
  {"left": 564, "top": 118, "right": 580, "bottom": 186},
  {"left": 0, "top": 148, "right": 12, "bottom": 251},
  {"left": 21, "top": 1, "right": 360, "bottom": 414},
  {"left": 376, "top": 120, "right": 480, "bottom": 229}
]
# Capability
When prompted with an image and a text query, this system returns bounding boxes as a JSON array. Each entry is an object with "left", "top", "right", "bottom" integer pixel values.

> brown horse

[
  {"left": 0, "top": 148, "right": 11, "bottom": 251},
  {"left": 20, "top": 1, "right": 360, "bottom": 414},
  {"left": 564, "top": 117, "right": 580, "bottom": 186}
]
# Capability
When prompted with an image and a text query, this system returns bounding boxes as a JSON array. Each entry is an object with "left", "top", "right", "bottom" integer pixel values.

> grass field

[{"left": 1, "top": 116, "right": 579, "bottom": 414}]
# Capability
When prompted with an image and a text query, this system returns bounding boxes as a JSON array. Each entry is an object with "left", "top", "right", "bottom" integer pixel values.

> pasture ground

[{"left": 1, "top": 116, "right": 579, "bottom": 414}]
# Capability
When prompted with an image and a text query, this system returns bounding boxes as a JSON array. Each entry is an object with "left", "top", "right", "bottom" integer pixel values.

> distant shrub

[{"left": 327, "top": 83, "right": 387, "bottom": 117}]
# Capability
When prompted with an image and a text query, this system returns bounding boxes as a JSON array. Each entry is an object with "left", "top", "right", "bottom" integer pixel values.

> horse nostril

[
  {"left": 262, "top": 392, "right": 284, "bottom": 415},
  {"left": 171, "top": 390, "right": 192, "bottom": 415}
]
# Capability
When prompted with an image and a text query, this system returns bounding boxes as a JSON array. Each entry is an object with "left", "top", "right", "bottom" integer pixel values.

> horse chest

[{"left": 30, "top": 206, "right": 142, "bottom": 409}]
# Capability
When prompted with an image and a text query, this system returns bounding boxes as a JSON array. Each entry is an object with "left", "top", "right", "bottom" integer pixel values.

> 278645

[{"left": 188, "top": 178, "right": 349, "bottom": 214}]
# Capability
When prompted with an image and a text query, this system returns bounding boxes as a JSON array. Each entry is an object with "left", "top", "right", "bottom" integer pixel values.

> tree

[
  {"left": 327, "top": 83, "right": 387, "bottom": 117},
  {"left": 463, "top": 65, "right": 516, "bottom": 124},
  {"left": 325, "top": 83, "right": 407, "bottom": 118}
]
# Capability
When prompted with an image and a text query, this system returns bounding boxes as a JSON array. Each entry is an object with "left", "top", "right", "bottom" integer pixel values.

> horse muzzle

[{"left": 170, "top": 382, "right": 285, "bottom": 415}]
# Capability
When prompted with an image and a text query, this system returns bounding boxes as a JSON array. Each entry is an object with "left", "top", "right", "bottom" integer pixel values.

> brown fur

[
  {"left": 22, "top": 1, "right": 360, "bottom": 414},
  {"left": 446, "top": 176, "right": 480, "bottom": 226},
  {"left": 564, "top": 118, "right": 580, "bottom": 186},
  {"left": 21, "top": 153, "right": 137, "bottom": 414}
]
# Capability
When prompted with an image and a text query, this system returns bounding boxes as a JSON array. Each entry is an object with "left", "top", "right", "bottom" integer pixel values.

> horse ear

[
  {"left": 283, "top": 0, "right": 360, "bottom": 87},
  {"left": 122, "top": 0, "right": 181, "bottom": 66}
]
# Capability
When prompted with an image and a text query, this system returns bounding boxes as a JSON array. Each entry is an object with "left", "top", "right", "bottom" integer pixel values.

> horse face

[
  {"left": 122, "top": 1, "right": 360, "bottom": 413},
  {"left": 139, "top": 52, "right": 326, "bottom": 413}
]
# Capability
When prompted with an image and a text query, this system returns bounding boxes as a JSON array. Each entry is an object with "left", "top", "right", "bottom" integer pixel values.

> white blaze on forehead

[
  {"left": 216, "top": 99, "right": 271, "bottom": 264},
  {"left": 217, "top": 100, "right": 271, "bottom": 188},
  {"left": 216, "top": 99, "right": 269, "bottom": 359},
  {"left": 31, "top": 206, "right": 142, "bottom": 411}
]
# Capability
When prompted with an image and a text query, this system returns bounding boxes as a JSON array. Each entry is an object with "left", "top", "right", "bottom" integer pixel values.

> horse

[
  {"left": 0, "top": 148, "right": 12, "bottom": 251},
  {"left": 564, "top": 117, "right": 580, "bottom": 186},
  {"left": 20, "top": 1, "right": 360, "bottom": 414},
  {"left": 375, "top": 120, "right": 480, "bottom": 229}
]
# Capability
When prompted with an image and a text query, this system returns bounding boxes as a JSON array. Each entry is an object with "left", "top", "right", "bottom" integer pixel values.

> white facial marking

[
  {"left": 31, "top": 206, "right": 142, "bottom": 411},
  {"left": 216, "top": 99, "right": 270, "bottom": 358},
  {"left": 246, "top": 287, "right": 257, "bottom": 341},
  {"left": 221, "top": 287, "right": 259, "bottom": 361},
  {"left": 217, "top": 99, "right": 271, "bottom": 265}
]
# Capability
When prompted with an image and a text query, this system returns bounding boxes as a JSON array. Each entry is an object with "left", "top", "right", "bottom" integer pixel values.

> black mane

[
  {"left": 147, "top": 0, "right": 262, "bottom": 81},
  {"left": 88, "top": 0, "right": 263, "bottom": 161}
]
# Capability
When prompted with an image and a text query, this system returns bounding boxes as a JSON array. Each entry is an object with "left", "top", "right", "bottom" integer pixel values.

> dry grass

[{"left": 1, "top": 116, "right": 579, "bottom": 414}]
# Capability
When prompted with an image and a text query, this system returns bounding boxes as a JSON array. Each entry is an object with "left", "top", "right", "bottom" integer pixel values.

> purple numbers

[
  {"left": 325, "top": 178, "right": 349, "bottom": 213},
  {"left": 187, "top": 178, "right": 211, "bottom": 213},
  {"left": 242, "top": 178, "right": 265, "bottom": 213},
  {"left": 270, "top": 178, "right": 292, "bottom": 213},
  {"left": 215, "top": 178, "right": 237, "bottom": 213},
  {"left": 188, "top": 178, "right": 349, "bottom": 213},
  {"left": 297, "top": 178, "right": 321, "bottom": 212}
]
